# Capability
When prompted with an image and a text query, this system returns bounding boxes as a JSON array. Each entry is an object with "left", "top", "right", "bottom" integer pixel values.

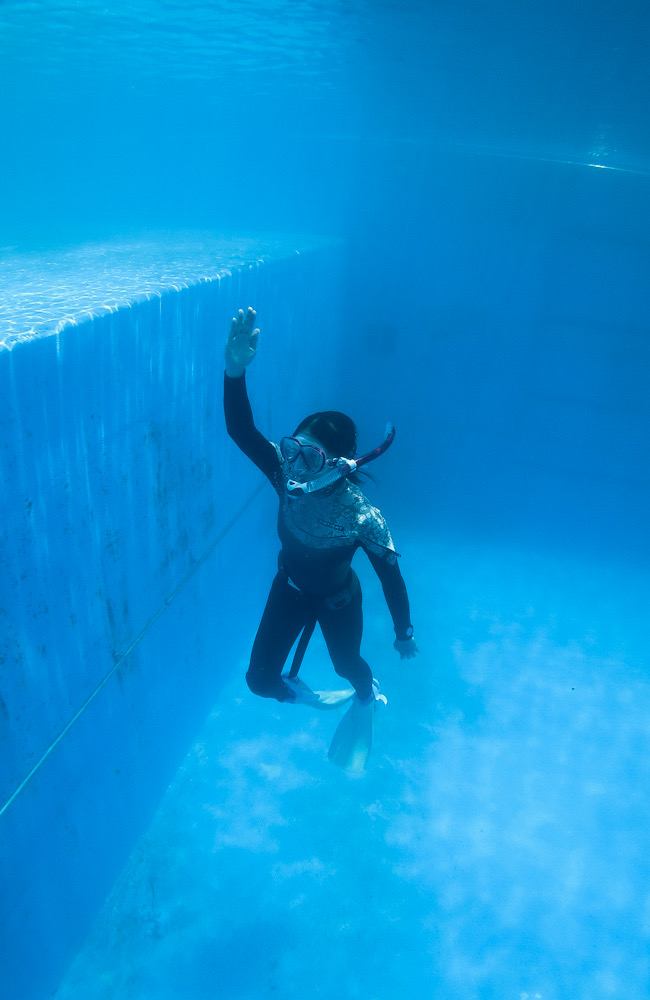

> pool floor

[{"left": 54, "top": 532, "right": 650, "bottom": 999}]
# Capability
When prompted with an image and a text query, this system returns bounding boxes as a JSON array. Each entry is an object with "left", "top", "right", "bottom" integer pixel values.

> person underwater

[{"left": 223, "top": 307, "right": 417, "bottom": 771}]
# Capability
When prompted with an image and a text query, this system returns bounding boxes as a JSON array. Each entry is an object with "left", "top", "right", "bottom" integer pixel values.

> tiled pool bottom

[
  {"left": 54, "top": 535, "right": 650, "bottom": 1000},
  {"left": 0, "top": 232, "right": 321, "bottom": 350}
]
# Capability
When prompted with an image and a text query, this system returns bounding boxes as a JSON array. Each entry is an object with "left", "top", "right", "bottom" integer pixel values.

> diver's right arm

[{"left": 223, "top": 308, "right": 280, "bottom": 486}]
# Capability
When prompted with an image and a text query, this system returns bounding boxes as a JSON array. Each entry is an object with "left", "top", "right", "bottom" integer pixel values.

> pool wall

[{"left": 0, "top": 247, "right": 343, "bottom": 1000}]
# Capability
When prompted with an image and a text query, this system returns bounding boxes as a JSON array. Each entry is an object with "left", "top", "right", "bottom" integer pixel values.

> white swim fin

[
  {"left": 283, "top": 675, "right": 355, "bottom": 710},
  {"left": 327, "top": 680, "right": 387, "bottom": 773}
]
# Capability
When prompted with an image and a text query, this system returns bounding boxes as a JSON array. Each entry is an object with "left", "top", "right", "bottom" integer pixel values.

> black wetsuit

[{"left": 224, "top": 372, "right": 413, "bottom": 701}]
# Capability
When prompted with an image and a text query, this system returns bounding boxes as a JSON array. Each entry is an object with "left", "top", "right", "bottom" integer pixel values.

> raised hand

[{"left": 224, "top": 307, "right": 260, "bottom": 377}]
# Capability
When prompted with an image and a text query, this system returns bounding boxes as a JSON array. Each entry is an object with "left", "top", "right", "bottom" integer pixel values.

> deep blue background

[{"left": 1, "top": 0, "right": 649, "bottom": 243}]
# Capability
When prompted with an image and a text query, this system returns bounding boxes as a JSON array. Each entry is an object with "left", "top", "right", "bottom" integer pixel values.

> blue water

[
  {"left": 1, "top": 0, "right": 649, "bottom": 247},
  {"left": 2, "top": 0, "right": 650, "bottom": 997},
  {"left": 53, "top": 536, "right": 650, "bottom": 999}
]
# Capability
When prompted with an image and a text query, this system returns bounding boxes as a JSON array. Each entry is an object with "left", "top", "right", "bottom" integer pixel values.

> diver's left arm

[{"left": 365, "top": 549, "right": 418, "bottom": 660}]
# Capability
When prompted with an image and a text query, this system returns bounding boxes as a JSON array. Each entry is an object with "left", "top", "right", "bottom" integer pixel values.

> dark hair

[{"left": 293, "top": 411, "right": 357, "bottom": 459}]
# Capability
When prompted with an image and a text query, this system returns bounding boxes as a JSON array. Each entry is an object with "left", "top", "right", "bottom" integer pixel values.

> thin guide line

[{"left": 0, "top": 484, "right": 265, "bottom": 819}]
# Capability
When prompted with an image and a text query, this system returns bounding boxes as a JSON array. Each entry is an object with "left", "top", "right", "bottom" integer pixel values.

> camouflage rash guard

[{"left": 224, "top": 372, "right": 412, "bottom": 639}]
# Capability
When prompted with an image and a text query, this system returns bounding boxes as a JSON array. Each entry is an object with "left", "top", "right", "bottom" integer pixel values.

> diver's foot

[
  {"left": 282, "top": 676, "right": 320, "bottom": 706},
  {"left": 282, "top": 675, "right": 355, "bottom": 710},
  {"left": 357, "top": 678, "right": 388, "bottom": 708}
]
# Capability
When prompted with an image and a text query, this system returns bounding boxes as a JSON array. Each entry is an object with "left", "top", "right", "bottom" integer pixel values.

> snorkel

[{"left": 286, "top": 423, "right": 396, "bottom": 497}]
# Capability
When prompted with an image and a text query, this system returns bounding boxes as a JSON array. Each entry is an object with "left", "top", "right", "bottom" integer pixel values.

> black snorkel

[{"left": 286, "top": 423, "right": 396, "bottom": 497}]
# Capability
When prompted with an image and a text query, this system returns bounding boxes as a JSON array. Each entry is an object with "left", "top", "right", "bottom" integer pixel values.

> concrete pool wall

[{"left": 0, "top": 242, "right": 343, "bottom": 1000}]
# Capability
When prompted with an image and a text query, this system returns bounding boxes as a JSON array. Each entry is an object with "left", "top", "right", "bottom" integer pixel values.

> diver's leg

[
  {"left": 318, "top": 573, "right": 373, "bottom": 702},
  {"left": 321, "top": 574, "right": 385, "bottom": 771},
  {"left": 246, "top": 573, "right": 309, "bottom": 701}
]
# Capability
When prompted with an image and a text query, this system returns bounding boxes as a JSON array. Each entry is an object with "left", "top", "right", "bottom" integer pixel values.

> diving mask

[{"left": 286, "top": 424, "right": 396, "bottom": 497}]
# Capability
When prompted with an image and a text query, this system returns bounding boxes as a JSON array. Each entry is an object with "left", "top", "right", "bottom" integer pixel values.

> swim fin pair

[
  {"left": 282, "top": 674, "right": 387, "bottom": 772},
  {"left": 327, "top": 680, "right": 387, "bottom": 774}
]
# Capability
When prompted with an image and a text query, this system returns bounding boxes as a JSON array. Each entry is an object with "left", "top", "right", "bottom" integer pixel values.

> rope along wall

[{"left": 0, "top": 484, "right": 264, "bottom": 819}]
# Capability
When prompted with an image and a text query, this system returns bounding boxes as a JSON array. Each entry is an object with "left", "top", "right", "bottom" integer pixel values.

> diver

[{"left": 224, "top": 307, "right": 417, "bottom": 771}]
